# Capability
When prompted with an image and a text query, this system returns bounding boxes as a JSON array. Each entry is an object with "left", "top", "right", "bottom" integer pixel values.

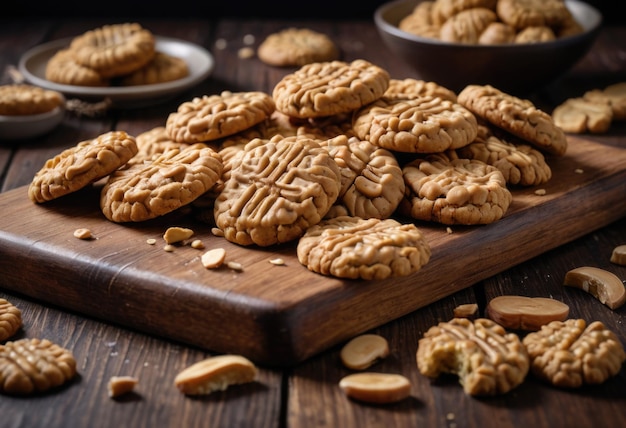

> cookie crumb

[
  {"left": 73, "top": 228, "right": 93, "bottom": 240},
  {"left": 534, "top": 188, "right": 547, "bottom": 196},
  {"left": 574, "top": 168, "right": 584, "bottom": 174},
  {"left": 238, "top": 47, "right": 255, "bottom": 59},
  {"left": 163, "top": 244, "right": 175, "bottom": 252},
  {"left": 146, "top": 238, "right": 156, "bottom": 245}
]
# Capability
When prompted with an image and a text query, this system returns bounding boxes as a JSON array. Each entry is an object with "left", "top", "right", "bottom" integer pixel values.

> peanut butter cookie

[
  {"left": 399, "top": 153, "right": 512, "bottom": 225},
  {"left": 214, "top": 135, "right": 341, "bottom": 247},
  {"left": 398, "top": 1, "right": 441, "bottom": 39},
  {"left": 551, "top": 97, "right": 613, "bottom": 134},
  {"left": 297, "top": 216, "right": 431, "bottom": 280},
  {"left": 119, "top": 51, "right": 189, "bottom": 86},
  {"left": 583, "top": 82, "right": 626, "bottom": 121},
  {"left": 0, "top": 298, "right": 22, "bottom": 342},
  {"left": 384, "top": 78, "right": 457, "bottom": 102},
  {"left": 457, "top": 84, "right": 567, "bottom": 156},
  {"left": 496, "top": 0, "right": 570, "bottom": 30},
  {"left": 257, "top": 27, "right": 339, "bottom": 67},
  {"left": 166, "top": 91, "right": 276, "bottom": 144},
  {"left": 28, "top": 131, "right": 138, "bottom": 203},
  {"left": 45, "top": 48, "right": 109, "bottom": 87},
  {"left": 439, "top": 8, "right": 498, "bottom": 44},
  {"left": 0, "top": 84, "right": 64, "bottom": 116},
  {"left": 272, "top": 59, "right": 390, "bottom": 119},
  {"left": 352, "top": 95, "right": 478, "bottom": 153}
]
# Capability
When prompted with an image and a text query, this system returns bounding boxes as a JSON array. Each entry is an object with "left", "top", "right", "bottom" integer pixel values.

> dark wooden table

[{"left": 1, "top": 15, "right": 625, "bottom": 428}]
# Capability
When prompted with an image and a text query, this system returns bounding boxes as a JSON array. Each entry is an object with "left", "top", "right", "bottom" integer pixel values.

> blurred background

[{"left": 2, "top": 0, "right": 623, "bottom": 24}]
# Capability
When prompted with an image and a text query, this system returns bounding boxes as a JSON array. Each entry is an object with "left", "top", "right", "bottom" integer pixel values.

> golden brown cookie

[
  {"left": 272, "top": 59, "right": 390, "bottom": 119},
  {"left": 352, "top": 95, "right": 478, "bottom": 153},
  {"left": 129, "top": 126, "right": 192, "bottom": 166},
  {"left": 478, "top": 22, "right": 516, "bottom": 44},
  {"left": 214, "top": 135, "right": 341, "bottom": 247},
  {"left": 551, "top": 97, "right": 613, "bottom": 134},
  {"left": 100, "top": 143, "right": 222, "bottom": 222},
  {"left": 431, "top": 0, "right": 497, "bottom": 25},
  {"left": 514, "top": 26, "right": 556, "bottom": 43},
  {"left": 166, "top": 91, "right": 276, "bottom": 144},
  {"left": 398, "top": 1, "right": 441, "bottom": 39},
  {"left": 523, "top": 319, "right": 626, "bottom": 388},
  {"left": 0, "top": 84, "right": 64, "bottom": 116},
  {"left": 69, "top": 23, "right": 156, "bottom": 78},
  {"left": 320, "top": 135, "right": 405, "bottom": 220},
  {"left": 297, "top": 216, "right": 431, "bottom": 280},
  {"left": 28, "top": 131, "right": 138, "bottom": 203},
  {"left": 257, "top": 27, "right": 339, "bottom": 67},
  {"left": 439, "top": 7, "right": 498, "bottom": 44},
  {"left": 45, "top": 48, "right": 109, "bottom": 87},
  {"left": 0, "top": 298, "right": 22, "bottom": 342},
  {"left": 583, "top": 82, "right": 626, "bottom": 121},
  {"left": 416, "top": 318, "right": 529, "bottom": 396},
  {"left": 0, "top": 338, "right": 77, "bottom": 395},
  {"left": 451, "top": 123, "right": 552, "bottom": 186},
  {"left": 384, "top": 78, "right": 457, "bottom": 102},
  {"left": 496, "top": 0, "right": 570, "bottom": 30},
  {"left": 399, "top": 153, "right": 512, "bottom": 225},
  {"left": 118, "top": 51, "right": 189, "bottom": 86},
  {"left": 457, "top": 84, "right": 567, "bottom": 156}
]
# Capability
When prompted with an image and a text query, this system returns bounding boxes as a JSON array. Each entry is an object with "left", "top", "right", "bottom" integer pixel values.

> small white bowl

[{"left": 0, "top": 104, "right": 65, "bottom": 140}]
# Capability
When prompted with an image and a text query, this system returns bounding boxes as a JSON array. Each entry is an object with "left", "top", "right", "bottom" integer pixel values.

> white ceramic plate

[
  {"left": 0, "top": 105, "right": 65, "bottom": 140},
  {"left": 18, "top": 37, "right": 214, "bottom": 108}
]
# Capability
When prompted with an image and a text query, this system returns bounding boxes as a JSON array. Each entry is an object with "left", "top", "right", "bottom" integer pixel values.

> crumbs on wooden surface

[
  {"left": 73, "top": 228, "right": 93, "bottom": 240},
  {"left": 534, "top": 188, "right": 547, "bottom": 196},
  {"left": 269, "top": 258, "right": 285, "bottom": 266},
  {"left": 146, "top": 238, "right": 157, "bottom": 245},
  {"left": 574, "top": 168, "right": 584, "bottom": 174}
]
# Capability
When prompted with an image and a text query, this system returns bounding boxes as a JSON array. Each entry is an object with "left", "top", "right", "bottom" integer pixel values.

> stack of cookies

[{"left": 45, "top": 23, "right": 189, "bottom": 87}]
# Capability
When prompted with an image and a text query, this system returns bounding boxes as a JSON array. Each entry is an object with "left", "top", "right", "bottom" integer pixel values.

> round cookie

[
  {"left": 320, "top": 135, "right": 405, "bottom": 220},
  {"left": 431, "top": 0, "right": 497, "bottom": 25},
  {"left": 439, "top": 8, "right": 498, "bottom": 44},
  {"left": 119, "top": 51, "right": 189, "bottom": 86},
  {"left": 352, "top": 95, "right": 478, "bottom": 153},
  {"left": 297, "top": 216, "right": 431, "bottom": 280},
  {"left": 28, "top": 131, "right": 138, "bottom": 203},
  {"left": 0, "top": 84, "right": 64, "bottom": 116},
  {"left": 450, "top": 123, "right": 552, "bottom": 186},
  {"left": 384, "top": 78, "right": 457, "bottom": 102},
  {"left": 257, "top": 27, "right": 339, "bottom": 67},
  {"left": 584, "top": 82, "right": 626, "bottom": 121},
  {"left": 496, "top": 0, "right": 570, "bottom": 30},
  {"left": 0, "top": 298, "right": 22, "bottom": 342},
  {"left": 399, "top": 153, "right": 512, "bottom": 225},
  {"left": 129, "top": 126, "right": 192, "bottom": 166},
  {"left": 101, "top": 143, "right": 222, "bottom": 222},
  {"left": 514, "top": 26, "right": 556, "bottom": 43},
  {"left": 272, "top": 59, "right": 390, "bottom": 119},
  {"left": 69, "top": 23, "right": 156, "bottom": 78},
  {"left": 551, "top": 97, "right": 613, "bottom": 134},
  {"left": 457, "top": 84, "right": 567, "bottom": 156},
  {"left": 478, "top": 22, "right": 516, "bottom": 44},
  {"left": 398, "top": 1, "right": 441, "bottom": 39},
  {"left": 166, "top": 91, "right": 276, "bottom": 144},
  {"left": 45, "top": 48, "right": 109, "bottom": 87},
  {"left": 213, "top": 135, "right": 342, "bottom": 247}
]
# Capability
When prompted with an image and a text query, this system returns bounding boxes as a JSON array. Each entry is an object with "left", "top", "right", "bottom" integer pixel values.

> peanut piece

[
  {"left": 201, "top": 248, "right": 226, "bottom": 269},
  {"left": 486, "top": 295, "right": 569, "bottom": 331},
  {"left": 564, "top": 266, "right": 626, "bottom": 310},
  {"left": 610, "top": 245, "right": 626, "bottom": 266},
  {"left": 339, "top": 372, "right": 411, "bottom": 404},
  {"left": 107, "top": 376, "right": 139, "bottom": 398},
  {"left": 340, "top": 334, "right": 390, "bottom": 370},
  {"left": 73, "top": 228, "right": 93, "bottom": 239},
  {"left": 174, "top": 354, "right": 257, "bottom": 395},
  {"left": 163, "top": 226, "right": 194, "bottom": 244},
  {"left": 453, "top": 303, "right": 479, "bottom": 319}
]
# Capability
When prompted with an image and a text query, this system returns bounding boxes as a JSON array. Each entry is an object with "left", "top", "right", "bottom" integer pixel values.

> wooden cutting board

[{"left": 1, "top": 135, "right": 625, "bottom": 367}]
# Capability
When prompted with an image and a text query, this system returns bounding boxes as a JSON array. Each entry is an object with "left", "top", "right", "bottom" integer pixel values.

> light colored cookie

[
  {"left": 384, "top": 78, "right": 457, "bottom": 102},
  {"left": 119, "top": 51, "right": 189, "bottom": 86},
  {"left": 496, "top": 0, "right": 570, "bottom": 30},
  {"left": 514, "top": 26, "right": 556, "bottom": 43},
  {"left": 478, "top": 22, "right": 516, "bottom": 44},
  {"left": 257, "top": 27, "right": 339, "bottom": 67},
  {"left": 0, "top": 338, "right": 77, "bottom": 395},
  {"left": 129, "top": 126, "right": 192, "bottom": 166},
  {"left": 320, "top": 135, "right": 405, "bottom": 220},
  {"left": 297, "top": 216, "right": 431, "bottom": 280},
  {"left": 214, "top": 135, "right": 341, "bottom": 247},
  {"left": 100, "top": 143, "right": 222, "bottom": 222},
  {"left": 551, "top": 97, "right": 613, "bottom": 134},
  {"left": 431, "top": 0, "right": 497, "bottom": 26},
  {"left": 399, "top": 153, "right": 512, "bottom": 225},
  {"left": 457, "top": 84, "right": 567, "bottom": 156},
  {"left": 352, "top": 95, "right": 478, "bottom": 153},
  {"left": 45, "top": 48, "right": 109, "bottom": 87},
  {"left": 450, "top": 123, "right": 552, "bottom": 186},
  {"left": 0, "top": 84, "right": 64, "bottom": 116},
  {"left": 69, "top": 23, "right": 156, "bottom": 78},
  {"left": 584, "top": 82, "right": 626, "bottom": 121},
  {"left": 0, "top": 298, "right": 22, "bottom": 342},
  {"left": 166, "top": 91, "right": 276, "bottom": 144},
  {"left": 416, "top": 318, "right": 529, "bottom": 396},
  {"left": 522, "top": 319, "right": 626, "bottom": 388},
  {"left": 28, "top": 131, "right": 138, "bottom": 203},
  {"left": 439, "top": 8, "right": 498, "bottom": 44},
  {"left": 398, "top": 1, "right": 441, "bottom": 39},
  {"left": 272, "top": 59, "right": 390, "bottom": 119}
]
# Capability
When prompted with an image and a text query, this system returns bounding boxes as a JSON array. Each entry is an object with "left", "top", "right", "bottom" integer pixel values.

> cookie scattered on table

[
  {"left": 0, "top": 84, "right": 64, "bottom": 116},
  {"left": 0, "top": 298, "right": 22, "bottom": 342},
  {"left": 551, "top": 97, "right": 613, "bottom": 134},
  {"left": 0, "top": 338, "right": 77, "bottom": 395},
  {"left": 28, "top": 131, "right": 138, "bottom": 203},
  {"left": 257, "top": 27, "right": 339, "bottom": 67},
  {"left": 523, "top": 319, "right": 626, "bottom": 388},
  {"left": 416, "top": 317, "right": 529, "bottom": 396},
  {"left": 297, "top": 216, "right": 431, "bottom": 280}
]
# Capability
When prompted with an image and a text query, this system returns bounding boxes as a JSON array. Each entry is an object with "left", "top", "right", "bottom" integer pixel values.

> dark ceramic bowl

[{"left": 374, "top": 0, "right": 602, "bottom": 95}]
